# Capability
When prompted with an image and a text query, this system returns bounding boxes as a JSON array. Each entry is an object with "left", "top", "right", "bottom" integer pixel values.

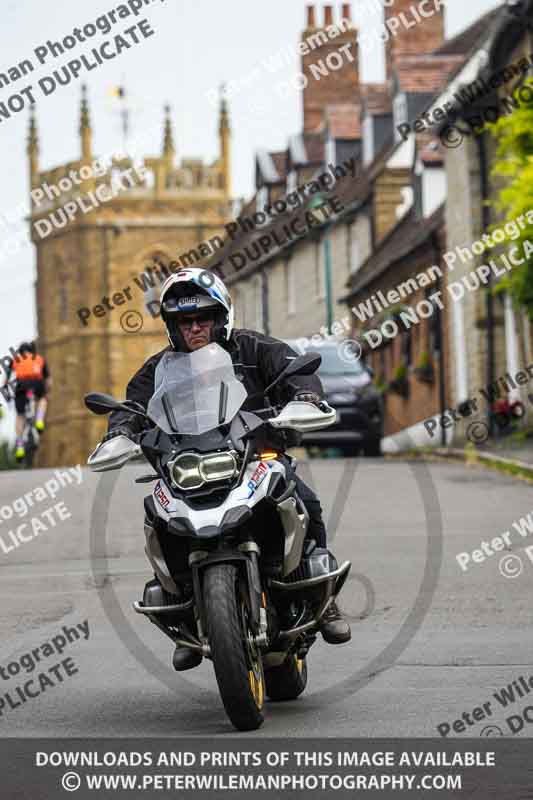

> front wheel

[
  {"left": 24, "top": 430, "right": 37, "bottom": 469},
  {"left": 204, "top": 564, "right": 265, "bottom": 731},
  {"left": 265, "top": 653, "right": 307, "bottom": 701}
]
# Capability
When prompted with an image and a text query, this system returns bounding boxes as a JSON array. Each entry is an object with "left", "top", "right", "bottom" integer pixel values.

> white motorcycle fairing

[
  {"left": 269, "top": 401, "right": 337, "bottom": 432},
  {"left": 152, "top": 458, "right": 283, "bottom": 533},
  {"left": 88, "top": 435, "right": 141, "bottom": 472},
  {"left": 149, "top": 457, "right": 308, "bottom": 576}
]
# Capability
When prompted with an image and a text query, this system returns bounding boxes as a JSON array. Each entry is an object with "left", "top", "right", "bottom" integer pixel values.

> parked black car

[{"left": 287, "top": 340, "right": 384, "bottom": 456}]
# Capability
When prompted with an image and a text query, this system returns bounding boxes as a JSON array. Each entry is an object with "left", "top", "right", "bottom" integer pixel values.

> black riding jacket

[{"left": 108, "top": 329, "right": 324, "bottom": 439}]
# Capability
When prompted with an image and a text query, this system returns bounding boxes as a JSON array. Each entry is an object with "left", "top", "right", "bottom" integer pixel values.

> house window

[
  {"left": 401, "top": 324, "right": 413, "bottom": 366},
  {"left": 426, "top": 287, "right": 442, "bottom": 355},
  {"left": 393, "top": 93, "right": 408, "bottom": 141}
]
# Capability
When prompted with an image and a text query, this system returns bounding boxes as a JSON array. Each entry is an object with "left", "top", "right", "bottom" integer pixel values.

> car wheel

[{"left": 362, "top": 438, "right": 382, "bottom": 457}]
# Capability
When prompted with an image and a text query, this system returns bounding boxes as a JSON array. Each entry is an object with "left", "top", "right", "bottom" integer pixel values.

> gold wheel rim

[
  {"left": 248, "top": 668, "right": 264, "bottom": 709},
  {"left": 295, "top": 656, "right": 304, "bottom": 674}
]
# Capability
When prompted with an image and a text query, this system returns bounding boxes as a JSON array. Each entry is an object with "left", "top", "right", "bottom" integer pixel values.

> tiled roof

[
  {"left": 394, "top": 55, "right": 465, "bottom": 94},
  {"left": 288, "top": 133, "right": 325, "bottom": 166},
  {"left": 433, "top": 7, "right": 502, "bottom": 57},
  {"left": 344, "top": 204, "right": 445, "bottom": 300}
]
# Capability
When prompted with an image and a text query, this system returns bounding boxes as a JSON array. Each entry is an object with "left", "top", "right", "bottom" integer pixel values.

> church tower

[{"left": 30, "top": 85, "right": 232, "bottom": 467}]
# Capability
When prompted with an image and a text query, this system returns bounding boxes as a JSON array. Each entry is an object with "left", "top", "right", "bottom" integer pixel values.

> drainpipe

[
  {"left": 323, "top": 235, "right": 334, "bottom": 332},
  {"left": 478, "top": 132, "right": 495, "bottom": 436},
  {"left": 101, "top": 227, "right": 112, "bottom": 394},
  {"left": 431, "top": 231, "right": 447, "bottom": 447},
  {"left": 261, "top": 266, "right": 270, "bottom": 336}
]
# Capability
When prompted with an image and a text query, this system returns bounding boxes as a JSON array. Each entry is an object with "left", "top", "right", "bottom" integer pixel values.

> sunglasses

[{"left": 177, "top": 312, "right": 216, "bottom": 330}]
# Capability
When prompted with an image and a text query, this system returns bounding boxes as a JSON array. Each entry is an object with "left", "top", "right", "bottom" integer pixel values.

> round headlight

[{"left": 171, "top": 453, "right": 203, "bottom": 490}]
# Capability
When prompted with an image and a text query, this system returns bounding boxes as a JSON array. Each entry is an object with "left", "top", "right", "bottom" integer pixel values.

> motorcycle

[{"left": 85, "top": 343, "right": 351, "bottom": 731}]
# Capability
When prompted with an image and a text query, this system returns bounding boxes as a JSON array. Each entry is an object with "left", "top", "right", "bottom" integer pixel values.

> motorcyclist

[
  {"left": 6, "top": 341, "right": 51, "bottom": 461},
  {"left": 103, "top": 267, "right": 351, "bottom": 670}
]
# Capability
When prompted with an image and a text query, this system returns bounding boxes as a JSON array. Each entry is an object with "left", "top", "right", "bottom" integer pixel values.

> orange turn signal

[{"left": 260, "top": 451, "right": 278, "bottom": 461}]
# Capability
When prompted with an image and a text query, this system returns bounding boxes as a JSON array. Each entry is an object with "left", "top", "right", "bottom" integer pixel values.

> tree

[{"left": 488, "top": 78, "right": 533, "bottom": 315}]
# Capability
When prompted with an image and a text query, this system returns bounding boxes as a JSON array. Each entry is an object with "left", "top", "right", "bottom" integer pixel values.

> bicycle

[{"left": 20, "top": 389, "right": 40, "bottom": 468}]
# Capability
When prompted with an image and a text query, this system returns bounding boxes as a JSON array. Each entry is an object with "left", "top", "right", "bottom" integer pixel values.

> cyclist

[{"left": 6, "top": 342, "right": 51, "bottom": 460}]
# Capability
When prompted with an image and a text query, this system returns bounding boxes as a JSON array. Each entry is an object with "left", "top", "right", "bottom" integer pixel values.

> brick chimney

[
  {"left": 384, "top": 0, "right": 445, "bottom": 83},
  {"left": 301, "top": 5, "right": 359, "bottom": 133}
]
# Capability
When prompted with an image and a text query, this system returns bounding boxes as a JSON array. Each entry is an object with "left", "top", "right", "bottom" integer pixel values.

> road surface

[{"left": 0, "top": 456, "right": 531, "bottom": 738}]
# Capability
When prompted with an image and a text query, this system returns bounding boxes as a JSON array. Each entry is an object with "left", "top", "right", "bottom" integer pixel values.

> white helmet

[{"left": 159, "top": 268, "right": 234, "bottom": 350}]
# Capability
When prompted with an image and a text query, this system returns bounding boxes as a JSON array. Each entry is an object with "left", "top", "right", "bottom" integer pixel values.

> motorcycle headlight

[
  {"left": 200, "top": 452, "right": 238, "bottom": 482},
  {"left": 168, "top": 451, "right": 238, "bottom": 491}
]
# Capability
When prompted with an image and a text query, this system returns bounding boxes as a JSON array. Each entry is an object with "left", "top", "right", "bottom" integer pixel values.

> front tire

[
  {"left": 24, "top": 433, "right": 37, "bottom": 469},
  {"left": 265, "top": 654, "right": 307, "bottom": 701},
  {"left": 204, "top": 564, "right": 265, "bottom": 731}
]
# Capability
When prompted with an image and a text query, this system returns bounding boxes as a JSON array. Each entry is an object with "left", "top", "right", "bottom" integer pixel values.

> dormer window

[{"left": 393, "top": 93, "right": 408, "bottom": 141}]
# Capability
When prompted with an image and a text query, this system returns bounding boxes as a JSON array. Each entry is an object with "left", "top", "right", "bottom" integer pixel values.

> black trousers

[{"left": 282, "top": 457, "right": 327, "bottom": 549}]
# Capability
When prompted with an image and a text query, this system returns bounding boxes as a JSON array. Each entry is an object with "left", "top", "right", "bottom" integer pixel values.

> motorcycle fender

[
  {"left": 193, "top": 552, "right": 262, "bottom": 634},
  {"left": 143, "top": 520, "right": 179, "bottom": 596},
  {"left": 278, "top": 496, "right": 309, "bottom": 577}
]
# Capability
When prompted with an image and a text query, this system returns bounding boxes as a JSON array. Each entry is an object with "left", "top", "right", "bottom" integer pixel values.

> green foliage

[
  {"left": 392, "top": 363, "right": 408, "bottom": 382},
  {"left": 0, "top": 440, "right": 16, "bottom": 470},
  {"left": 416, "top": 351, "right": 431, "bottom": 369},
  {"left": 375, "top": 376, "right": 388, "bottom": 394},
  {"left": 487, "top": 78, "right": 533, "bottom": 315}
]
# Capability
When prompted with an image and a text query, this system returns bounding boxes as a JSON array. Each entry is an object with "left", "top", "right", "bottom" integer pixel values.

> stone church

[{"left": 28, "top": 85, "right": 232, "bottom": 466}]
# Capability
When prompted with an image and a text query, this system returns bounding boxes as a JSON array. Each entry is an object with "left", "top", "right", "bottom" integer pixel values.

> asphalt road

[{"left": 1, "top": 456, "right": 532, "bottom": 738}]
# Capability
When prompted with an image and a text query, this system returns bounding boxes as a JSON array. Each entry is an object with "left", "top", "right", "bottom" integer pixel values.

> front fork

[{"left": 190, "top": 541, "right": 268, "bottom": 655}]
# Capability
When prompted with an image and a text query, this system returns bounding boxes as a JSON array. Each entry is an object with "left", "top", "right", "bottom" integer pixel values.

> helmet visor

[{"left": 162, "top": 292, "right": 219, "bottom": 316}]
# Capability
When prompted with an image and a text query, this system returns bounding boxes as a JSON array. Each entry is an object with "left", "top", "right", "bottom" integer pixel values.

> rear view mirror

[
  {"left": 85, "top": 393, "right": 147, "bottom": 418},
  {"left": 284, "top": 352, "right": 322, "bottom": 378},
  {"left": 85, "top": 392, "right": 123, "bottom": 415},
  {"left": 264, "top": 352, "right": 322, "bottom": 395}
]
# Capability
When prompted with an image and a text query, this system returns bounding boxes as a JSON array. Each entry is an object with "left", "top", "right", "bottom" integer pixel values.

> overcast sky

[{"left": 0, "top": 0, "right": 500, "bottom": 435}]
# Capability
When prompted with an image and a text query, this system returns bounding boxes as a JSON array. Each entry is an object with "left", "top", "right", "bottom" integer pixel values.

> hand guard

[
  {"left": 101, "top": 425, "right": 139, "bottom": 444},
  {"left": 295, "top": 392, "right": 330, "bottom": 413}
]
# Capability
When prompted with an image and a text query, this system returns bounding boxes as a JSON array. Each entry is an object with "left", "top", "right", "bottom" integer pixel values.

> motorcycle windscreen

[{"left": 147, "top": 343, "right": 247, "bottom": 435}]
